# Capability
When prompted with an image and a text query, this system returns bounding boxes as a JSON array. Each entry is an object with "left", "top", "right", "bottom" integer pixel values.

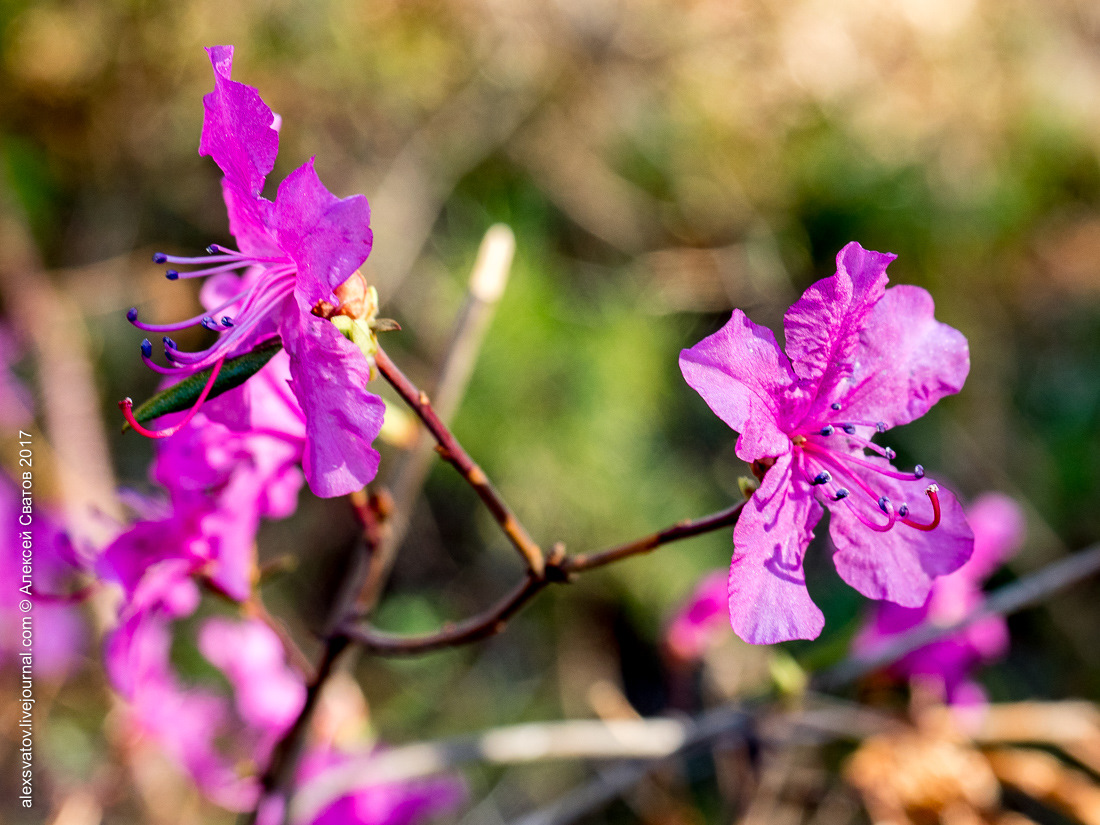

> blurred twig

[
  {"left": 813, "top": 541, "right": 1100, "bottom": 691},
  {"left": 0, "top": 197, "right": 122, "bottom": 547}
]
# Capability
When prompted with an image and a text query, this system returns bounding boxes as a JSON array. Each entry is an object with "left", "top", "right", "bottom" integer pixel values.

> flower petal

[
  {"left": 836, "top": 285, "right": 969, "bottom": 429},
  {"left": 729, "top": 452, "right": 825, "bottom": 644},
  {"left": 281, "top": 304, "right": 384, "bottom": 497},
  {"left": 829, "top": 470, "right": 973, "bottom": 607},
  {"left": 200, "top": 46, "right": 279, "bottom": 201},
  {"left": 783, "top": 242, "right": 894, "bottom": 421},
  {"left": 679, "top": 310, "right": 798, "bottom": 462},
  {"left": 274, "top": 159, "right": 374, "bottom": 310}
]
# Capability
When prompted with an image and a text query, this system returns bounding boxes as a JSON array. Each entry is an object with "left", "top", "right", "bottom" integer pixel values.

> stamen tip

[
  {"left": 842, "top": 423, "right": 856, "bottom": 434},
  {"left": 140, "top": 338, "right": 152, "bottom": 358},
  {"left": 914, "top": 464, "right": 925, "bottom": 479},
  {"left": 165, "top": 270, "right": 179, "bottom": 281},
  {"left": 876, "top": 421, "right": 887, "bottom": 433},
  {"left": 898, "top": 504, "right": 909, "bottom": 517},
  {"left": 206, "top": 244, "right": 220, "bottom": 254},
  {"left": 885, "top": 447, "right": 896, "bottom": 460},
  {"left": 833, "top": 488, "right": 849, "bottom": 500},
  {"left": 126, "top": 307, "right": 138, "bottom": 322},
  {"left": 162, "top": 336, "right": 177, "bottom": 350},
  {"left": 830, "top": 402, "right": 841, "bottom": 410},
  {"left": 820, "top": 425, "right": 835, "bottom": 436},
  {"left": 152, "top": 252, "right": 168, "bottom": 264},
  {"left": 878, "top": 496, "right": 891, "bottom": 513},
  {"left": 812, "top": 471, "right": 831, "bottom": 485},
  {"left": 221, "top": 316, "right": 234, "bottom": 327}
]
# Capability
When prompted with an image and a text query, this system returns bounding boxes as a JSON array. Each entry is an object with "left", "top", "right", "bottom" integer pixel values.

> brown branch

[
  {"left": 562, "top": 500, "right": 745, "bottom": 574},
  {"left": 374, "top": 345, "right": 546, "bottom": 577},
  {"left": 340, "top": 501, "right": 745, "bottom": 657},
  {"left": 358, "top": 226, "right": 514, "bottom": 612},
  {"left": 342, "top": 574, "right": 549, "bottom": 655}
]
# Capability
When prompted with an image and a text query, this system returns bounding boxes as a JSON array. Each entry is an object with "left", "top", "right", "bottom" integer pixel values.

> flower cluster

[
  {"left": 123, "top": 45, "right": 384, "bottom": 499},
  {"left": 680, "top": 242, "right": 974, "bottom": 644}
]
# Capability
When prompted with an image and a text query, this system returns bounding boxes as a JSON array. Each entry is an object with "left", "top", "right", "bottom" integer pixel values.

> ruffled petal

[
  {"left": 829, "top": 468, "right": 973, "bottom": 607},
  {"left": 281, "top": 305, "right": 384, "bottom": 497},
  {"left": 679, "top": 310, "right": 798, "bottom": 462},
  {"left": 729, "top": 452, "right": 825, "bottom": 644},
  {"left": 200, "top": 46, "right": 279, "bottom": 202},
  {"left": 835, "top": 284, "right": 969, "bottom": 429},
  {"left": 783, "top": 242, "right": 894, "bottom": 423},
  {"left": 274, "top": 159, "right": 374, "bottom": 311},
  {"left": 222, "top": 180, "right": 280, "bottom": 258}
]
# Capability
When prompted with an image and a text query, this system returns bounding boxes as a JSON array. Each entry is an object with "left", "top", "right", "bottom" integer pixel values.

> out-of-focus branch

[
  {"left": 813, "top": 541, "right": 1100, "bottom": 692},
  {"left": 0, "top": 199, "right": 122, "bottom": 548},
  {"left": 357, "top": 225, "right": 515, "bottom": 611},
  {"left": 375, "top": 345, "right": 546, "bottom": 577}
]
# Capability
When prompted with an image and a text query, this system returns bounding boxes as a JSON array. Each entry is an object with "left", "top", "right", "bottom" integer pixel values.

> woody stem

[{"left": 374, "top": 346, "right": 546, "bottom": 577}]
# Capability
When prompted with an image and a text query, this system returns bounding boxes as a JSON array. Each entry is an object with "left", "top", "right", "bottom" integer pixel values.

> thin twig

[
  {"left": 341, "top": 501, "right": 745, "bottom": 656},
  {"left": 359, "top": 226, "right": 515, "bottom": 611},
  {"left": 375, "top": 345, "right": 546, "bottom": 577},
  {"left": 562, "top": 501, "right": 745, "bottom": 574},
  {"left": 343, "top": 574, "right": 548, "bottom": 654}
]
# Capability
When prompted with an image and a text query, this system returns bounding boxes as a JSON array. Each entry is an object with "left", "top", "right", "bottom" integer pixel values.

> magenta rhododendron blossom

[
  {"left": 854, "top": 493, "right": 1025, "bottom": 705},
  {"left": 680, "top": 242, "right": 973, "bottom": 644},
  {"left": 124, "top": 45, "right": 383, "bottom": 498}
]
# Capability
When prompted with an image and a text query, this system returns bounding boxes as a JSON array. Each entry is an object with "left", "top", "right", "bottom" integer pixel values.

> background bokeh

[{"left": 4, "top": 0, "right": 1100, "bottom": 822}]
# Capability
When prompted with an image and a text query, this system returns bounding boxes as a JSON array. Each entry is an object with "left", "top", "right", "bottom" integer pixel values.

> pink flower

[
  {"left": 298, "top": 747, "right": 466, "bottom": 825},
  {"left": 680, "top": 242, "right": 973, "bottom": 644},
  {"left": 666, "top": 572, "right": 727, "bottom": 661},
  {"left": 119, "top": 616, "right": 306, "bottom": 811},
  {"left": 854, "top": 493, "right": 1025, "bottom": 705},
  {"left": 125, "top": 46, "right": 383, "bottom": 498}
]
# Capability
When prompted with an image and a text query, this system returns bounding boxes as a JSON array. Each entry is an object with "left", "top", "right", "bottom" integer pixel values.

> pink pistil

[{"left": 120, "top": 356, "right": 225, "bottom": 439}]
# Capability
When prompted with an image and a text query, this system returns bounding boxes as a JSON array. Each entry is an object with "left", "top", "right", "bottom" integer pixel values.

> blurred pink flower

[
  {"left": 666, "top": 572, "right": 727, "bottom": 661},
  {"left": 680, "top": 242, "right": 972, "bottom": 644},
  {"left": 853, "top": 493, "right": 1026, "bottom": 705}
]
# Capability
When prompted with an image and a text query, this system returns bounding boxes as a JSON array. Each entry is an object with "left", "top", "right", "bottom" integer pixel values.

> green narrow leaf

[{"left": 124, "top": 338, "right": 283, "bottom": 430}]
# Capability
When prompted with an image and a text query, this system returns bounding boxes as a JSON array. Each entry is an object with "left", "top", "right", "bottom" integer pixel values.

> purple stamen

[
  {"left": 841, "top": 423, "right": 856, "bottom": 434},
  {"left": 127, "top": 307, "right": 139, "bottom": 322},
  {"left": 898, "top": 504, "right": 909, "bottom": 517},
  {"left": 166, "top": 270, "right": 179, "bottom": 281},
  {"left": 140, "top": 339, "right": 152, "bottom": 358},
  {"left": 152, "top": 252, "right": 168, "bottom": 264},
  {"left": 831, "top": 402, "right": 841, "bottom": 410},
  {"left": 221, "top": 317, "right": 234, "bottom": 327},
  {"left": 812, "top": 471, "right": 831, "bottom": 485},
  {"left": 820, "top": 425, "right": 835, "bottom": 436},
  {"left": 878, "top": 496, "right": 891, "bottom": 513},
  {"left": 834, "top": 488, "right": 849, "bottom": 500},
  {"left": 914, "top": 465, "right": 925, "bottom": 479}
]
